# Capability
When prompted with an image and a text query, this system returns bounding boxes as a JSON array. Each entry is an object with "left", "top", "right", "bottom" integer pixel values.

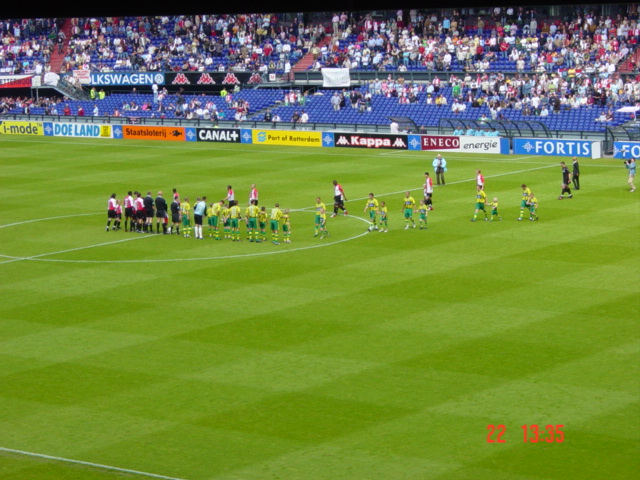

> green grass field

[{"left": 0, "top": 135, "right": 638, "bottom": 480}]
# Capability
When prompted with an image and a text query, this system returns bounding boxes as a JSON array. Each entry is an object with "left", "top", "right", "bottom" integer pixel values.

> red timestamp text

[{"left": 487, "top": 424, "right": 565, "bottom": 443}]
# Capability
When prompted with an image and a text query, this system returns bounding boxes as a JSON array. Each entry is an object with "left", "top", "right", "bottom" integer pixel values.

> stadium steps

[
  {"left": 292, "top": 36, "right": 332, "bottom": 72},
  {"left": 49, "top": 18, "right": 74, "bottom": 73}
]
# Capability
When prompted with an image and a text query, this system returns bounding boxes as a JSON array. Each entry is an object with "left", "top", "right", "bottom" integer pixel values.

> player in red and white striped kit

[
  {"left": 106, "top": 193, "right": 117, "bottom": 231},
  {"left": 331, "top": 180, "right": 348, "bottom": 217},
  {"left": 134, "top": 191, "right": 146, "bottom": 233}
]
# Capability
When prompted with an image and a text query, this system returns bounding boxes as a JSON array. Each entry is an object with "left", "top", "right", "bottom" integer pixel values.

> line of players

[{"left": 107, "top": 189, "right": 297, "bottom": 245}]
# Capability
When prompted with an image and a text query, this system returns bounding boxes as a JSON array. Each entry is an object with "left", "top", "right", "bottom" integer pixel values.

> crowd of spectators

[{"left": 310, "top": 6, "right": 640, "bottom": 76}]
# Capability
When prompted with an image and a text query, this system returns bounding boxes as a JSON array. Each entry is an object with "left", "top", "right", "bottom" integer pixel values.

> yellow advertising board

[{"left": 252, "top": 129, "right": 322, "bottom": 147}]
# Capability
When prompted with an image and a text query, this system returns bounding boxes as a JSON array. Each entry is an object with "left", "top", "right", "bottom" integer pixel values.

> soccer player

[
  {"left": 314, "top": 196, "right": 327, "bottom": 237},
  {"left": 181, "top": 196, "right": 192, "bottom": 237},
  {"left": 114, "top": 200, "right": 122, "bottom": 230},
  {"left": 378, "top": 201, "right": 389, "bottom": 232},
  {"left": 225, "top": 185, "right": 235, "bottom": 204},
  {"left": 245, "top": 199, "right": 260, "bottom": 242},
  {"left": 282, "top": 209, "right": 292, "bottom": 243},
  {"left": 169, "top": 195, "right": 181, "bottom": 235},
  {"left": 402, "top": 191, "right": 416, "bottom": 229},
  {"left": 270, "top": 203, "right": 283, "bottom": 244},
  {"left": 331, "top": 180, "right": 348, "bottom": 217},
  {"left": 471, "top": 185, "right": 488, "bottom": 221},
  {"left": 249, "top": 184, "right": 259, "bottom": 205},
  {"left": 222, "top": 203, "right": 231, "bottom": 239},
  {"left": 123, "top": 191, "right": 134, "bottom": 232},
  {"left": 210, "top": 200, "right": 223, "bottom": 239},
  {"left": 258, "top": 206, "right": 268, "bottom": 242},
  {"left": 558, "top": 161, "right": 573, "bottom": 199},
  {"left": 363, "top": 193, "right": 379, "bottom": 231},
  {"left": 134, "top": 191, "right": 146, "bottom": 233},
  {"left": 476, "top": 169, "right": 485, "bottom": 189},
  {"left": 488, "top": 197, "right": 502, "bottom": 221},
  {"left": 193, "top": 196, "right": 207, "bottom": 239},
  {"left": 424, "top": 172, "right": 434, "bottom": 210},
  {"left": 526, "top": 192, "right": 539, "bottom": 221},
  {"left": 318, "top": 207, "right": 330, "bottom": 239},
  {"left": 416, "top": 199, "right": 429, "bottom": 229},
  {"left": 106, "top": 193, "right": 117, "bottom": 231},
  {"left": 228, "top": 200, "right": 242, "bottom": 241},
  {"left": 518, "top": 184, "right": 532, "bottom": 220}
]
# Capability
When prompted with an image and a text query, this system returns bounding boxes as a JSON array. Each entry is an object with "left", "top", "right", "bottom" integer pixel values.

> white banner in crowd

[{"left": 321, "top": 68, "right": 351, "bottom": 88}]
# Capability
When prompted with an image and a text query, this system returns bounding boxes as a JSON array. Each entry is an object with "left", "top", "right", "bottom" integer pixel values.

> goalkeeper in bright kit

[
  {"left": 402, "top": 191, "right": 416, "bottom": 229},
  {"left": 181, "top": 197, "right": 192, "bottom": 237},
  {"left": 364, "top": 193, "right": 379, "bottom": 231}
]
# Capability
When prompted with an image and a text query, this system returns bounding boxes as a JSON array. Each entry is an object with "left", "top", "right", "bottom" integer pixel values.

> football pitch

[{"left": 0, "top": 136, "right": 638, "bottom": 480}]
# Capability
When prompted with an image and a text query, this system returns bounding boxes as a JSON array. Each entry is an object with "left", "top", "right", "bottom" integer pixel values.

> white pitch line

[
  {"left": 0, "top": 446, "right": 189, "bottom": 480},
  {"left": 0, "top": 235, "right": 150, "bottom": 265}
]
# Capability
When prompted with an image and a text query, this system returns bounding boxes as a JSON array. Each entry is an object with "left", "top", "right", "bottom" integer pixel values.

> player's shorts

[
  {"left": 247, "top": 218, "right": 257, "bottom": 229},
  {"left": 107, "top": 210, "right": 117, "bottom": 219},
  {"left": 475, "top": 203, "right": 486, "bottom": 211},
  {"left": 211, "top": 216, "right": 219, "bottom": 228},
  {"left": 136, "top": 210, "right": 146, "bottom": 220},
  {"left": 156, "top": 210, "right": 167, "bottom": 220},
  {"left": 259, "top": 221, "right": 266, "bottom": 230},
  {"left": 419, "top": 214, "right": 427, "bottom": 220},
  {"left": 403, "top": 208, "right": 413, "bottom": 218},
  {"left": 145, "top": 208, "right": 154, "bottom": 219},
  {"left": 208, "top": 216, "right": 215, "bottom": 226},
  {"left": 182, "top": 215, "right": 190, "bottom": 226},
  {"left": 283, "top": 224, "right": 290, "bottom": 232},
  {"left": 520, "top": 200, "right": 528, "bottom": 208},
  {"left": 368, "top": 211, "right": 377, "bottom": 220},
  {"left": 194, "top": 214, "right": 203, "bottom": 226},
  {"left": 270, "top": 219, "right": 279, "bottom": 231},
  {"left": 315, "top": 214, "right": 322, "bottom": 225},
  {"left": 125, "top": 207, "right": 134, "bottom": 218},
  {"left": 229, "top": 218, "right": 239, "bottom": 228},
  {"left": 334, "top": 195, "right": 344, "bottom": 207},
  {"left": 172, "top": 213, "right": 180, "bottom": 223}
]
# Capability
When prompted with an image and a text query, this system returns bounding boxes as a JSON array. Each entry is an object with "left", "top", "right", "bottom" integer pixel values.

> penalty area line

[{"left": 0, "top": 446, "right": 189, "bottom": 480}]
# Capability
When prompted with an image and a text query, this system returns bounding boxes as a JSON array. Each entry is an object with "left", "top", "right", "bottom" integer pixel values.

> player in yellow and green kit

[
  {"left": 314, "top": 196, "right": 326, "bottom": 237},
  {"left": 222, "top": 203, "right": 231, "bottom": 239},
  {"left": 270, "top": 203, "right": 283, "bottom": 244},
  {"left": 378, "top": 201, "right": 388, "bottom": 232},
  {"left": 488, "top": 197, "right": 502, "bottom": 221},
  {"left": 228, "top": 200, "right": 242, "bottom": 241},
  {"left": 518, "top": 183, "right": 532, "bottom": 220},
  {"left": 318, "top": 207, "right": 330, "bottom": 239},
  {"left": 402, "top": 191, "right": 416, "bottom": 229},
  {"left": 472, "top": 185, "right": 488, "bottom": 221},
  {"left": 416, "top": 199, "right": 429, "bottom": 229},
  {"left": 526, "top": 192, "right": 538, "bottom": 221},
  {"left": 258, "top": 206, "right": 268, "bottom": 242},
  {"left": 206, "top": 202, "right": 215, "bottom": 237},
  {"left": 282, "top": 209, "right": 292, "bottom": 243},
  {"left": 210, "top": 200, "right": 223, "bottom": 239},
  {"left": 181, "top": 197, "right": 192, "bottom": 237},
  {"left": 245, "top": 199, "right": 260, "bottom": 242},
  {"left": 363, "top": 193, "right": 379, "bottom": 231}
]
